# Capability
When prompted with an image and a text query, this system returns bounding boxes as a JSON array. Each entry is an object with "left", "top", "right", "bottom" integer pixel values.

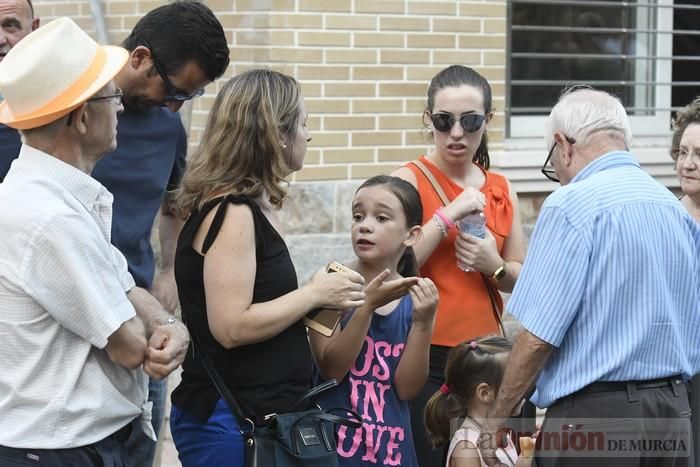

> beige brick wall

[{"left": 33, "top": 0, "right": 507, "bottom": 183}]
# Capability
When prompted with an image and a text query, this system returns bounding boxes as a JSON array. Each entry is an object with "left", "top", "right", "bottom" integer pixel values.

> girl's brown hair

[
  {"left": 424, "top": 335, "right": 512, "bottom": 447},
  {"left": 174, "top": 69, "right": 301, "bottom": 216}
]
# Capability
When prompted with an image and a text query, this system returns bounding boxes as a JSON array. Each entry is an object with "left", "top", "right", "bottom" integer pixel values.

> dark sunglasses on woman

[{"left": 430, "top": 112, "right": 486, "bottom": 133}]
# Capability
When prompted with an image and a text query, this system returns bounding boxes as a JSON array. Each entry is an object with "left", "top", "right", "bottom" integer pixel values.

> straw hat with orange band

[{"left": 0, "top": 17, "right": 128, "bottom": 130}]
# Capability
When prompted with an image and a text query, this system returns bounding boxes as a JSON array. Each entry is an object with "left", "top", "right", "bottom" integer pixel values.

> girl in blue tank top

[{"left": 311, "top": 175, "right": 439, "bottom": 467}]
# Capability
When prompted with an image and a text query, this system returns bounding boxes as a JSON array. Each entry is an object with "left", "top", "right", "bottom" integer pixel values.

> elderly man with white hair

[
  {"left": 0, "top": 17, "right": 188, "bottom": 466},
  {"left": 478, "top": 87, "right": 700, "bottom": 467}
]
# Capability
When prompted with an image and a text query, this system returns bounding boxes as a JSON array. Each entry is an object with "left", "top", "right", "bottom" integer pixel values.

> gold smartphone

[{"left": 303, "top": 261, "right": 354, "bottom": 337}]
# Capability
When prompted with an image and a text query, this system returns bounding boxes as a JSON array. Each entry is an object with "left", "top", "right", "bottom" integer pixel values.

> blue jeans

[
  {"left": 124, "top": 377, "right": 167, "bottom": 467},
  {"left": 170, "top": 399, "right": 245, "bottom": 467}
]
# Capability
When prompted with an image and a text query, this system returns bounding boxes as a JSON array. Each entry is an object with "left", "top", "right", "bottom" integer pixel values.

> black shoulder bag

[{"left": 192, "top": 334, "right": 362, "bottom": 467}]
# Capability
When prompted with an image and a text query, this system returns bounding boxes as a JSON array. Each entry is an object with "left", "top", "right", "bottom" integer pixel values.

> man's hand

[
  {"left": 143, "top": 319, "right": 189, "bottom": 380},
  {"left": 478, "top": 419, "right": 509, "bottom": 467},
  {"left": 151, "top": 269, "right": 180, "bottom": 314}
]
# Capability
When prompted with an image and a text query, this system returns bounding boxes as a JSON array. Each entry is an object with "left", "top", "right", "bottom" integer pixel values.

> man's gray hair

[{"left": 545, "top": 87, "right": 632, "bottom": 150}]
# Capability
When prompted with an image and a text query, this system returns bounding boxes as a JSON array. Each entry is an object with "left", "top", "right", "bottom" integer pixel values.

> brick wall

[
  {"left": 33, "top": 0, "right": 508, "bottom": 184},
  {"left": 32, "top": 0, "right": 539, "bottom": 284}
]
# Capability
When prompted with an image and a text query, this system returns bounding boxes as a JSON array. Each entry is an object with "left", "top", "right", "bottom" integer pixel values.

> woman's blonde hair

[{"left": 174, "top": 69, "right": 302, "bottom": 217}]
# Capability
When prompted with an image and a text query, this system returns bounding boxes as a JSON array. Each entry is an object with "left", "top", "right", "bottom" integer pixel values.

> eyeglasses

[
  {"left": 542, "top": 136, "right": 576, "bottom": 183},
  {"left": 430, "top": 112, "right": 486, "bottom": 133},
  {"left": 677, "top": 148, "right": 700, "bottom": 164},
  {"left": 87, "top": 88, "right": 123, "bottom": 105},
  {"left": 143, "top": 41, "right": 205, "bottom": 102}
]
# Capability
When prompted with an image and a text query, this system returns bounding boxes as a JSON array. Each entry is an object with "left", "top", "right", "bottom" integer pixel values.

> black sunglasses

[
  {"left": 430, "top": 112, "right": 486, "bottom": 133},
  {"left": 143, "top": 42, "right": 205, "bottom": 103},
  {"left": 542, "top": 136, "right": 576, "bottom": 183}
]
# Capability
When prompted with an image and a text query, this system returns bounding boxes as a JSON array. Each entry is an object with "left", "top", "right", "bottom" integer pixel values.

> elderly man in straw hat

[
  {"left": 0, "top": 5, "right": 229, "bottom": 463},
  {"left": 0, "top": 4, "right": 228, "bottom": 465},
  {"left": 0, "top": 17, "right": 189, "bottom": 466}
]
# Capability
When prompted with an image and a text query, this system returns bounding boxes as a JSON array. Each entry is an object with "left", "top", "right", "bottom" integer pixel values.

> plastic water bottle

[{"left": 457, "top": 212, "right": 486, "bottom": 272}]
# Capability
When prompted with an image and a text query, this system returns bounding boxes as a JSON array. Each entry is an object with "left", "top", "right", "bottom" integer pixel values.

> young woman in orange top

[{"left": 392, "top": 65, "right": 527, "bottom": 466}]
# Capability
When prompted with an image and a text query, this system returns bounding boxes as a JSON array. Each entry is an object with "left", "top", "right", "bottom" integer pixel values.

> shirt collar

[
  {"left": 17, "top": 144, "right": 112, "bottom": 210},
  {"left": 571, "top": 150, "right": 641, "bottom": 184}
]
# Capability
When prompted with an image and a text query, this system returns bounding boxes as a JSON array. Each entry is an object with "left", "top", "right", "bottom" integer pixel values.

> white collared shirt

[{"left": 0, "top": 145, "right": 149, "bottom": 448}]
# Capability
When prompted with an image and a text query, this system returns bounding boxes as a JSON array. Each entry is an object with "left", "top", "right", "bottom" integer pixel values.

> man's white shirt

[{"left": 0, "top": 145, "right": 152, "bottom": 448}]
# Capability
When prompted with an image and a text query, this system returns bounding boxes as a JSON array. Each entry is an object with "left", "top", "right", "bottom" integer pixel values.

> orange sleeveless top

[{"left": 406, "top": 156, "right": 514, "bottom": 347}]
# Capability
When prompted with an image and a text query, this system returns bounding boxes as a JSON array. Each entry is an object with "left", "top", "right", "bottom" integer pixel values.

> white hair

[{"left": 545, "top": 88, "right": 632, "bottom": 150}]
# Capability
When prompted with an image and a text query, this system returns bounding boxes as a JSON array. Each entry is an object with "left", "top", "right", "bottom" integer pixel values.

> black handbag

[{"left": 193, "top": 335, "right": 362, "bottom": 467}]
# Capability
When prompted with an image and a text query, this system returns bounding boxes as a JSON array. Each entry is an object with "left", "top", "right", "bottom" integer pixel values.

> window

[{"left": 507, "top": 0, "right": 700, "bottom": 139}]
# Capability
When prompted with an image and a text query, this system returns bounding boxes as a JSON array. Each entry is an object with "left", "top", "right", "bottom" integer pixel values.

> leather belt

[{"left": 573, "top": 376, "right": 683, "bottom": 397}]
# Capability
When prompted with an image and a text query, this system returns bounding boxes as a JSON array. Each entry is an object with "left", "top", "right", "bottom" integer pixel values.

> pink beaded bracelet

[{"left": 434, "top": 207, "right": 455, "bottom": 231}]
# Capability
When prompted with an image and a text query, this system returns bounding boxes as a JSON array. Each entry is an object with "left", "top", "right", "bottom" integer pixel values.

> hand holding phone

[{"left": 304, "top": 261, "right": 360, "bottom": 337}]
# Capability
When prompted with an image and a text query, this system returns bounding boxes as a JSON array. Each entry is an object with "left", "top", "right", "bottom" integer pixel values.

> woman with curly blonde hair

[{"left": 169, "top": 69, "right": 366, "bottom": 467}]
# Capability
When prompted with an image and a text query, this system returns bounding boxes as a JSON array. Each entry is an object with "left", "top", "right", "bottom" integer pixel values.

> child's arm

[
  {"left": 449, "top": 440, "right": 484, "bottom": 467},
  {"left": 394, "top": 278, "right": 438, "bottom": 400},
  {"left": 310, "top": 269, "right": 418, "bottom": 383}
]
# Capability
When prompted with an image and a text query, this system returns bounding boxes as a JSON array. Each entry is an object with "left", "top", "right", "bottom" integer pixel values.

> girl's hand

[
  {"left": 444, "top": 187, "right": 486, "bottom": 221},
  {"left": 307, "top": 267, "right": 366, "bottom": 310},
  {"left": 365, "top": 269, "right": 419, "bottom": 311},
  {"left": 455, "top": 229, "right": 503, "bottom": 275},
  {"left": 409, "top": 278, "right": 438, "bottom": 328}
]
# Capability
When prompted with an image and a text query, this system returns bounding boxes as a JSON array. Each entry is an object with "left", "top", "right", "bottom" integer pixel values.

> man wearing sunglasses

[
  {"left": 479, "top": 88, "right": 700, "bottom": 466},
  {"left": 94, "top": 3, "right": 229, "bottom": 466}
]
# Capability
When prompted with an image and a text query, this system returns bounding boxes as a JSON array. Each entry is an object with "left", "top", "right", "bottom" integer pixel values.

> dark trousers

[
  {"left": 535, "top": 378, "right": 691, "bottom": 467},
  {"left": 410, "top": 345, "right": 451, "bottom": 467},
  {"left": 410, "top": 345, "right": 537, "bottom": 466},
  {"left": 0, "top": 421, "right": 135, "bottom": 466},
  {"left": 690, "top": 374, "right": 700, "bottom": 467}
]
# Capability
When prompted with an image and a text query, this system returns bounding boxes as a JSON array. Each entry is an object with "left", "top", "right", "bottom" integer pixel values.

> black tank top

[{"left": 171, "top": 195, "right": 312, "bottom": 421}]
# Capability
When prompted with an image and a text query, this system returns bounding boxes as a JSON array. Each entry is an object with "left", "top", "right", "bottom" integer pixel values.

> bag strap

[
  {"left": 481, "top": 274, "right": 507, "bottom": 338},
  {"left": 191, "top": 332, "right": 251, "bottom": 429},
  {"left": 192, "top": 331, "right": 341, "bottom": 427},
  {"left": 286, "top": 379, "right": 339, "bottom": 413},
  {"left": 292, "top": 408, "right": 363, "bottom": 430},
  {"left": 410, "top": 159, "right": 451, "bottom": 206},
  {"left": 411, "top": 159, "right": 507, "bottom": 339}
]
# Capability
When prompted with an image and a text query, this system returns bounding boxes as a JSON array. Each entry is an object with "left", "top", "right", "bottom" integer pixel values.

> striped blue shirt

[{"left": 509, "top": 151, "right": 700, "bottom": 408}]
